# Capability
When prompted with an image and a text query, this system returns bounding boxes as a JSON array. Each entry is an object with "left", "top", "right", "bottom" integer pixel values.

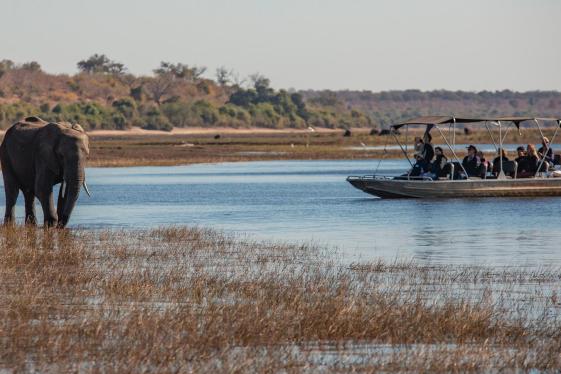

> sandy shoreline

[{"left": 0, "top": 126, "right": 369, "bottom": 137}]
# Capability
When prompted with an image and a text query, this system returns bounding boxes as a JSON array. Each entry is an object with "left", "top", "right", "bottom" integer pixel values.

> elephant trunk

[{"left": 57, "top": 159, "right": 85, "bottom": 228}]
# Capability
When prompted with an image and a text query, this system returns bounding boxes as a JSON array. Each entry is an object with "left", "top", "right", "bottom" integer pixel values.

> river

[{"left": 2, "top": 159, "right": 561, "bottom": 266}]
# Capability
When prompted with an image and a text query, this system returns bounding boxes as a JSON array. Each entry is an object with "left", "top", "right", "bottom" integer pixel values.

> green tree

[
  {"left": 21, "top": 61, "right": 41, "bottom": 72},
  {"left": 77, "top": 54, "right": 126, "bottom": 75},
  {"left": 154, "top": 62, "right": 207, "bottom": 82},
  {"left": 112, "top": 98, "right": 137, "bottom": 119},
  {"left": 215, "top": 66, "right": 232, "bottom": 86}
]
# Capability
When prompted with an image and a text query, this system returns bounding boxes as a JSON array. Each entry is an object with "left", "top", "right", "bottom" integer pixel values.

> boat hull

[{"left": 347, "top": 176, "right": 561, "bottom": 198}]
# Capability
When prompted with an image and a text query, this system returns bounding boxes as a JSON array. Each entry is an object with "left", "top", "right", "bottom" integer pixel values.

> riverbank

[
  {"left": 84, "top": 126, "right": 553, "bottom": 167},
  {"left": 1, "top": 225, "right": 559, "bottom": 372}
]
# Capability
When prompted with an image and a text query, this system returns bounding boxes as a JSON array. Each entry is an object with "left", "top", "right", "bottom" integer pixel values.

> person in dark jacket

[
  {"left": 477, "top": 151, "right": 491, "bottom": 178},
  {"left": 519, "top": 144, "right": 540, "bottom": 178},
  {"left": 515, "top": 146, "right": 529, "bottom": 174},
  {"left": 462, "top": 145, "right": 481, "bottom": 177},
  {"left": 431, "top": 146, "right": 448, "bottom": 178},
  {"left": 422, "top": 133, "right": 434, "bottom": 163},
  {"left": 538, "top": 137, "right": 554, "bottom": 164},
  {"left": 492, "top": 148, "right": 510, "bottom": 176},
  {"left": 409, "top": 153, "right": 429, "bottom": 177}
]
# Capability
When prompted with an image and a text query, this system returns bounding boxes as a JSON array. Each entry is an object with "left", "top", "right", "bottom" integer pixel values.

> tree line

[
  {"left": 0, "top": 56, "right": 369, "bottom": 131},
  {"left": 1, "top": 55, "right": 559, "bottom": 131}
]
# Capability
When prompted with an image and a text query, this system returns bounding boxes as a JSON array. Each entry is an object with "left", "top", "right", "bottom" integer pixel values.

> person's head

[
  {"left": 497, "top": 148, "right": 507, "bottom": 158},
  {"left": 415, "top": 137, "right": 423, "bottom": 145},
  {"left": 527, "top": 144, "right": 538, "bottom": 157},
  {"left": 542, "top": 137, "right": 550, "bottom": 147},
  {"left": 517, "top": 146, "right": 526, "bottom": 157},
  {"left": 476, "top": 151, "right": 484, "bottom": 158},
  {"left": 467, "top": 145, "right": 477, "bottom": 156},
  {"left": 435, "top": 146, "right": 443, "bottom": 156}
]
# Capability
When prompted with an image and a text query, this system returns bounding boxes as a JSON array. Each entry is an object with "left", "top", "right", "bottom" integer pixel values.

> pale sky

[{"left": 2, "top": 0, "right": 560, "bottom": 91}]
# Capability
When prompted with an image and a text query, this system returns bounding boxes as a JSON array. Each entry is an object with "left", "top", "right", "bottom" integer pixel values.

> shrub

[{"left": 141, "top": 107, "right": 172, "bottom": 131}]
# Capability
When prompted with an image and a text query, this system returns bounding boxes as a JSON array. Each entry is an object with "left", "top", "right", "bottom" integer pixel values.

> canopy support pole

[
  {"left": 405, "top": 123, "right": 409, "bottom": 155},
  {"left": 452, "top": 117, "right": 456, "bottom": 147},
  {"left": 484, "top": 121, "right": 499, "bottom": 152},
  {"left": 392, "top": 132, "right": 413, "bottom": 169},
  {"left": 435, "top": 125, "right": 469, "bottom": 178},
  {"left": 498, "top": 121, "right": 506, "bottom": 179},
  {"left": 535, "top": 120, "right": 560, "bottom": 177},
  {"left": 534, "top": 118, "right": 546, "bottom": 140},
  {"left": 500, "top": 122, "right": 513, "bottom": 145}
]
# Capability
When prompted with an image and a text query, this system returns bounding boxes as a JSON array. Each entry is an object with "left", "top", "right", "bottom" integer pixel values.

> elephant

[{"left": 0, "top": 116, "right": 90, "bottom": 228}]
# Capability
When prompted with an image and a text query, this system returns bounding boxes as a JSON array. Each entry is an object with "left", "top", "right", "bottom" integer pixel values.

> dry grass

[{"left": 1, "top": 225, "right": 560, "bottom": 372}]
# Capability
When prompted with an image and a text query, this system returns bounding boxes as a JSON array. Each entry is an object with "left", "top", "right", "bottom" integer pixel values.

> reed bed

[{"left": 1, "top": 225, "right": 560, "bottom": 372}]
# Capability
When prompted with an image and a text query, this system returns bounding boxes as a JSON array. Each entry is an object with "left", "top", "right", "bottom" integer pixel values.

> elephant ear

[
  {"left": 35, "top": 123, "right": 61, "bottom": 175},
  {"left": 37, "top": 138, "right": 61, "bottom": 176}
]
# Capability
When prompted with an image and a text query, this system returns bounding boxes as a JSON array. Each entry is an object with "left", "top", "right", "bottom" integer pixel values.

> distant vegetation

[
  {"left": 302, "top": 89, "right": 561, "bottom": 128},
  {"left": 1, "top": 56, "right": 560, "bottom": 131}
]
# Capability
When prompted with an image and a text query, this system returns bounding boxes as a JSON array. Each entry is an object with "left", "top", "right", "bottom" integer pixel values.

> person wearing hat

[
  {"left": 517, "top": 144, "right": 540, "bottom": 178},
  {"left": 538, "top": 137, "right": 554, "bottom": 165},
  {"left": 462, "top": 145, "right": 481, "bottom": 177},
  {"left": 409, "top": 152, "right": 429, "bottom": 177}
]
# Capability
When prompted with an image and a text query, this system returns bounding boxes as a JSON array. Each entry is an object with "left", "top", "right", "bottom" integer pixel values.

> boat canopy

[{"left": 391, "top": 116, "right": 561, "bottom": 129}]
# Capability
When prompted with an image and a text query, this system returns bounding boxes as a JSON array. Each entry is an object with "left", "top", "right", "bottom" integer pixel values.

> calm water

[{"left": 2, "top": 159, "right": 561, "bottom": 266}]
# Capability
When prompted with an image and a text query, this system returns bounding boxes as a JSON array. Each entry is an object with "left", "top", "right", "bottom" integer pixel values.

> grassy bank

[
  {"left": 83, "top": 127, "right": 558, "bottom": 167},
  {"left": 1, "top": 226, "right": 560, "bottom": 372}
]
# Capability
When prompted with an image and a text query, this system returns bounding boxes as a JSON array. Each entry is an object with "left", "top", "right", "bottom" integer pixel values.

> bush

[
  {"left": 249, "top": 103, "right": 281, "bottom": 128},
  {"left": 161, "top": 101, "right": 191, "bottom": 127},
  {"left": 191, "top": 100, "right": 219, "bottom": 126},
  {"left": 141, "top": 107, "right": 172, "bottom": 131},
  {"left": 112, "top": 97, "right": 137, "bottom": 119}
]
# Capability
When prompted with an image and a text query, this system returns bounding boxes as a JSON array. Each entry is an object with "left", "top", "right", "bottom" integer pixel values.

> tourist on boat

[
  {"left": 422, "top": 133, "right": 434, "bottom": 162},
  {"left": 515, "top": 146, "right": 529, "bottom": 173},
  {"left": 492, "top": 148, "right": 510, "bottom": 176},
  {"left": 462, "top": 145, "right": 481, "bottom": 177},
  {"left": 477, "top": 150, "right": 491, "bottom": 178},
  {"left": 414, "top": 137, "right": 424, "bottom": 154},
  {"left": 538, "top": 137, "right": 554, "bottom": 164},
  {"left": 409, "top": 153, "right": 429, "bottom": 177},
  {"left": 414, "top": 135, "right": 434, "bottom": 163},
  {"left": 518, "top": 144, "right": 540, "bottom": 177},
  {"left": 430, "top": 147, "right": 448, "bottom": 178}
]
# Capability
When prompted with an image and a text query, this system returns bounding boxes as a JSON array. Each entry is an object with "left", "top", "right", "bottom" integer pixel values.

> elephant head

[{"left": 37, "top": 122, "right": 90, "bottom": 228}]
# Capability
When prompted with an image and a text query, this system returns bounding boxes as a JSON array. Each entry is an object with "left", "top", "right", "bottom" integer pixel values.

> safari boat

[{"left": 347, "top": 116, "right": 561, "bottom": 198}]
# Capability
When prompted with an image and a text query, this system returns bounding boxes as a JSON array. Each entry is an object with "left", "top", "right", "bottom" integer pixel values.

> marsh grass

[{"left": 1, "top": 225, "right": 560, "bottom": 372}]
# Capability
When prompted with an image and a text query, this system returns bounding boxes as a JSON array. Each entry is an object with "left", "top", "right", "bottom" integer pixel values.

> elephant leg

[
  {"left": 1, "top": 163, "right": 19, "bottom": 225},
  {"left": 38, "top": 190, "right": 57, "bottom": 227},
  {"left": 23, "top": 190, "right": 37, "bottom": 225},
  {"left": 56, "top": 183, "right": 65, "bottom": 222},
  {"left": 35, "top": 175, "right": 57, "bottom": 228}
]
